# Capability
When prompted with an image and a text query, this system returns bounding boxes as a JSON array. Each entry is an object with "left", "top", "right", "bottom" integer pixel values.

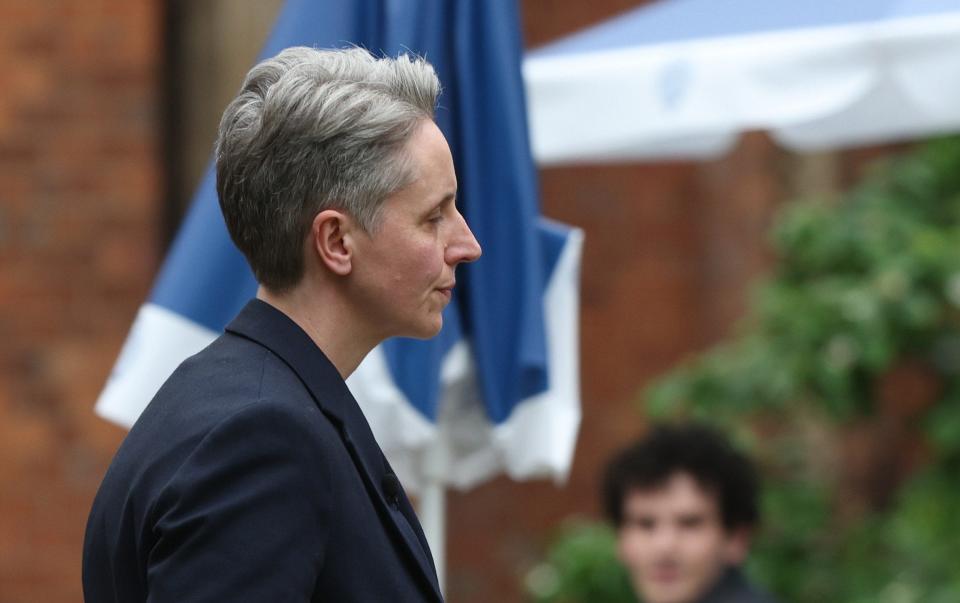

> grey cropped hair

[{"left": 215, "top": 46, "right": 441, "bottom": 292}]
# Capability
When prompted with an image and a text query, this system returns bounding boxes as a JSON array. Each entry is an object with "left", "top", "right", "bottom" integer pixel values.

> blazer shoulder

[{"left": 143, "top": 400, "right": 339, "bottom": 601}]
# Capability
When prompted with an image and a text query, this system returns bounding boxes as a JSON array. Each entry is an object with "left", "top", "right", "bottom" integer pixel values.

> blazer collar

[{"left": 225, "top": 299, "right": 443, "bottom": 602}]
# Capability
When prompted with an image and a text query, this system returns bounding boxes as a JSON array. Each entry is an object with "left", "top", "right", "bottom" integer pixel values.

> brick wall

[{"left": 0, "top": 1, "right": 160, "bottom": 600}]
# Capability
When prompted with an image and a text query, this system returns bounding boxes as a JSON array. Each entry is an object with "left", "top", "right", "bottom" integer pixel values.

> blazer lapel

[{"left": 226, "top": 300, "right": 444, "bottom": 602}]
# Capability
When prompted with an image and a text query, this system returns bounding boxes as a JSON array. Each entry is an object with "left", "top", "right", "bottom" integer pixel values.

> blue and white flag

[{"left": 97, "top": 0, "right": 583, "bottom": 492}]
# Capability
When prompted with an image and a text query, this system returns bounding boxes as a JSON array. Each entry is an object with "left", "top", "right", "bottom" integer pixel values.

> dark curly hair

[{"left": 602, "top": 422, "right": 759, "bottom": 531}]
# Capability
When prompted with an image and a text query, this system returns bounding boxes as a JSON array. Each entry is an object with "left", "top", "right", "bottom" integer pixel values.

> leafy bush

[{"left": 526, "top": 522, "right": 636, "bottom": 603}]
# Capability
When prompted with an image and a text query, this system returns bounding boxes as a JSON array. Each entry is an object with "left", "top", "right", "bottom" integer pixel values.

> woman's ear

[{"left": 311, "top": 209, "right": 354, "bottom": 276}]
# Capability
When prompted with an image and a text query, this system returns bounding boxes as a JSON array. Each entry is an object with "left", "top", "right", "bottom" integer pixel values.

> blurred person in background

[
  {"left": 82, "top": 46, "right": 480, "bottom": 602},
  {"left": 602, "top": 423, "right": 778, "bottom": 603}
]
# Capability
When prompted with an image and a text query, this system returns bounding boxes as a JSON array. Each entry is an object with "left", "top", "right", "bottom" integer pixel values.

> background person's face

[{"left": 616, "top": 472, "right": 746, "bottom": 603}]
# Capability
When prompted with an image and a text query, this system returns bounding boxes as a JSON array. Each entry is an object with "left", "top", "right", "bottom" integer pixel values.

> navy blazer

[{"left": 83, "top": 299, "right": 443, "bottom": 602}]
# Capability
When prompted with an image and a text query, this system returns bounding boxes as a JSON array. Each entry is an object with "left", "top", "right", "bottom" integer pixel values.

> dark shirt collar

[{"left": 698, "top": 566, "right": 778, "bottom": 603}]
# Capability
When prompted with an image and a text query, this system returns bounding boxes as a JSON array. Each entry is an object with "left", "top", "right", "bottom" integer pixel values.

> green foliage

[
  {"left": 525, "top": 522, "right": 637, "bottom": 603},
  {"left": 529, "top": 137, "right": 960, "bottom": 602},
  {"left": 925, "top": 383, "right": 960, "bottom": 460},
  {"left": 652, "top": 138, "right": 960, "bottom": 422}
]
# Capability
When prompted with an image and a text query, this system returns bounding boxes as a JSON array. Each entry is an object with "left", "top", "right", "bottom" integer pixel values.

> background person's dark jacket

[{"left": 699, "top": 567, "right": 779, "bottom": 603}]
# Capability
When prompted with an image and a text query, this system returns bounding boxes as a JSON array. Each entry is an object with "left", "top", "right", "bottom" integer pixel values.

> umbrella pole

[
  {"left": 420, "top": 477, "right": 446, "bottom": 593},
  {"left": 420, "top": 439, "right": 447, "bottom": 594}
]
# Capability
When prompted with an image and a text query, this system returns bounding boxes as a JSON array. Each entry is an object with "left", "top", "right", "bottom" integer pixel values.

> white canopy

[{"left": 523, "top": 0, "right": 960, "bottom": 163}]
